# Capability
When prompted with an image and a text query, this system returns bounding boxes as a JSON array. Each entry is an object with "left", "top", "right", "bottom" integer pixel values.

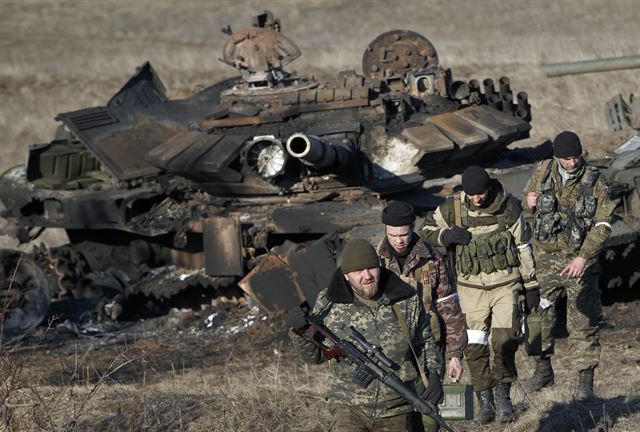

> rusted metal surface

[
  {"left": 0, "top": 10, "right": 543, "bottom": 327},
  {"left": 238, "top": 254, "right": 305, "bottom": 312},
  {"left": 454, "top": 105, "right": 527, "bottom": 140},
  {"left": 362, "top": 30, "right": 438, "bottom": 78},
  {"left": 402, "top": 124, "right": 455, "bottom": 165},
  {"left": 168, "top": 250, "right": 205, "bottom": 269},
  {"left": 203, "top": 217, "right": 243, "bottom": 276},
  {"left": 284, "top": 238, "right": 337, "bottom": 309},
  {"left": 221, "top": 24, "right": 301, "bottom": 74},
  {"left": 238, "top": 236, "right": 337, "bottom": 312},
  {"left": 426, "top": 112, "right": 488, "bottom": 148},
  {"left": 146, "top": 130, "right": 219, "bottom": 168}
]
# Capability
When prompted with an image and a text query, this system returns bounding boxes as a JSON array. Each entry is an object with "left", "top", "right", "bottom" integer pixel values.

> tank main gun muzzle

[{"left": 285, "top": 133, "right": 352, "bottom": 170}]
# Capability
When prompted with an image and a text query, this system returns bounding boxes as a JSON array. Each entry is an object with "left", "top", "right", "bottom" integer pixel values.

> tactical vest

[
  {"left": 453, "top": 194, "right": 520, "bottom": 277},
  {"left": 534, "top": 159, "right": 599, "bottom": 250}
]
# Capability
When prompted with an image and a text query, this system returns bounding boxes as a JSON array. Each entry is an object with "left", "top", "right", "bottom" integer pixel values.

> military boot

[
  {"left": 522, "top": 356, "right": 554, "bottom": 393},
  {"left": 575, "top": 368, "right": 595, "bottom": 399},
  {"left": 494, "top": 382, "right": 515, "bottom": 423},
  {"left": 473, "top": 389, "right": 495, "bottom": 425}
]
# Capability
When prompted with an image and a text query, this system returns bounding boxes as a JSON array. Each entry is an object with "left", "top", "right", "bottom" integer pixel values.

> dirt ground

[
  {"left": 2, "top": 1, "right": 640, "bottom": 431},
  {"left": 4, "top": 295, "right": 640, "bottom": 432}
]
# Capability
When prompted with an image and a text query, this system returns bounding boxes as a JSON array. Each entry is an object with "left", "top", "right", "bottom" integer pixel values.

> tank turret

[{"left": 0, "top": 10, "right": 542, "bottom": 334}]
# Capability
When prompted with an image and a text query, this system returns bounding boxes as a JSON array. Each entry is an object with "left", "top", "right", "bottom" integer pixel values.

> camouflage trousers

[
  {"left": 328, "top": 404, "right": 409, "bottom": 432},
  {"left": 457, "top": 281, "right": 521, "bottom": 391},
  {"left": 534, "top": 251, "right": 602, "bottom": 370}
]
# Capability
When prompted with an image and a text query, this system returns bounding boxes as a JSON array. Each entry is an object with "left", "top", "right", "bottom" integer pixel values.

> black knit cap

[
  {"left": 462, "top": 165, "right": 491, "bottom": 195},
  {"left": 340, "top": 238, "right": 380, "bottom": 274},
  {"left": 381, "top": 201, "right": 416, "bottom": 226},
  {"left": 553, "top": 131, "right": 582, "bottom": 158}
]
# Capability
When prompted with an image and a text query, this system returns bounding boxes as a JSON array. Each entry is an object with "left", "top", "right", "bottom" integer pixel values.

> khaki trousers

[{"left": 457, "top": 280, "right": 521, "bottom": 391}]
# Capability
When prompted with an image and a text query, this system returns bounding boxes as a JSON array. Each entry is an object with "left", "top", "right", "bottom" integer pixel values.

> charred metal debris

[{"left": 1, "top": 10, "right": 541, "bottom": 336}]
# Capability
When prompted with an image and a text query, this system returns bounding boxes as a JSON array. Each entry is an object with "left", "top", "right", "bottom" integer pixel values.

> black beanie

[
  {"left": 553, "top": 131, "right": 582, "bottom": 158},
  {"left": 340, "top": 239, "right": 380, "bottom": 274},
  {"left": 462, "top": 166, "right": 491, "bottom": 195},
  {"left": 381, "top": 201, "right": 416, "bottom": 226}
]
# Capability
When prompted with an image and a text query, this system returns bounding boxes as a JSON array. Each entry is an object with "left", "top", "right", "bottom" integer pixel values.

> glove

[
  {"left": 285, "top": 305, "right": 309, "bottom": 329},
  {"left": 525, "top": 287, "right": 541, "bottom": 313},
  {"left": 442, "top": 226, "right": 471, "bottom": 247},
  {"left": 417, "top": 373, "right": 444, "bottom": 405}
]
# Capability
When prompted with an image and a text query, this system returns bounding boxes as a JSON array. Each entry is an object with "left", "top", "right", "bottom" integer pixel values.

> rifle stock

[{"left": 293, "top": 315, "right": 456, "bottom": 432}]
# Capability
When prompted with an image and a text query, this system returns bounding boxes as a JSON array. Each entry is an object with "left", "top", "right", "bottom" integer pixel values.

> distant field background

[{"left": 2, "top": 0, "right": 640, "bottom": 174}]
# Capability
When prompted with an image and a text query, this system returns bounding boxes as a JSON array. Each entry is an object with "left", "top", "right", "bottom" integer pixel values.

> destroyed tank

[{"left": 0, "top": 11, "right": 542, "bottom": 335}]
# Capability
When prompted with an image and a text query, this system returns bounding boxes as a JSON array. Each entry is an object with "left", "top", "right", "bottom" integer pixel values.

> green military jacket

[
  {"left": 422, "top": 180, "right": 536, "bottom": 290},
  {"left": 523, "top": 159, "right": 616, "bottom": 261},
  {"left": 291, "top": 267, "right": 441, "bottom": 419}
]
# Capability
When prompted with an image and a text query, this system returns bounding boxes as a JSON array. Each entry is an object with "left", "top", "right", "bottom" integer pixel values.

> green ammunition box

[{"left": 438, "top": 383, "right": 473, "bottom": 420}]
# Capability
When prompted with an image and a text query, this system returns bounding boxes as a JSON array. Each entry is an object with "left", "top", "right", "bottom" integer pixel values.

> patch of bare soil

[{"left": 2, "top": 295, "right": 639, "bottom": 432}]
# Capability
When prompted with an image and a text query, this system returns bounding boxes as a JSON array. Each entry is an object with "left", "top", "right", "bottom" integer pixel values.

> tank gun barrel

[
  {"left": 543, "top": 55, "right": 640, "bottom": 77},
  {"left": 286, "top": 133, "right": 351, "bottom": 170}
]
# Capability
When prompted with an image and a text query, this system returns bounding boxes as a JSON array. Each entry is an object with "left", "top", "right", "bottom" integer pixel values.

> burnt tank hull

[{"left": 0, "top": 12, "right": 540, "bottom": 334}]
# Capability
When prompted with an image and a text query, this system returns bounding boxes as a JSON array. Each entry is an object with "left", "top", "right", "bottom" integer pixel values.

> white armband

[
  {"left": 594, "top": 222, "right": 612, "bottom": 231},
  {"left": 435, "top": 293, "right": 458, "bottom": 304},
  {"left": 517, "top": 241, "right": 532, "bottom": 250}
]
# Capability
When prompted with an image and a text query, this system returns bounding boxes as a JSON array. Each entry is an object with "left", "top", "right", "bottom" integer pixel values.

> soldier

[
  {"left": 377, "top": 201, "right": 468, "bottom": 431},
  {"left": 422, "top": 166, "right": 538, "bottom": 424},
  {"left": 523, "top": 131, "right": 615, "bottom": 399},
  {"left": 288, "top": 238, "right": 443, "bottom": 432},
  {"left": 377, "top": 201, "right": 467, "bottom": 381}
]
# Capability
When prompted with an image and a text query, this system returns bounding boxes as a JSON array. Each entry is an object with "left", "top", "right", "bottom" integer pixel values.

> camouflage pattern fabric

[
  {"left": 328, "top": 404, "right": 409, "bottom": 432},
  {"left": 457, "top": 281, "right": 521, "bottom": 391},
  {"left": 290, "top": 267, "right": 442, "bottom": 419},
  {"left": 523, "top": 159, "right": 613, "bottom": 371},
  {"left": 378, "top": 234, "right": 467, "bottom": 361},
  {"left": 534, "top": 251, "right": 602, "bottom": 370},
  {"left": 523, "top": 158, "right": 616, "bottom": 260}
]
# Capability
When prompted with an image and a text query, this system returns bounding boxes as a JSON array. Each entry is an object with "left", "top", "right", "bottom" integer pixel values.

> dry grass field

[
  {"left": 2, "top": 1, "right": 640, "bottom": 431},
  {"left": 2, "top": 0, "right": 640, "bottom": 171}
]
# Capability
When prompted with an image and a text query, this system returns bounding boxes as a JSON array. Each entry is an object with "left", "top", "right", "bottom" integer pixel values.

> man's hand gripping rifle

[{"left": 291, "top": 310, "right": 455, "bottom": 432}]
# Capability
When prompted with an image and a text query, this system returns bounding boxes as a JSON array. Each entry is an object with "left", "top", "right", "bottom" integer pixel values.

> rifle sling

[
  {"left": 453, "top": 193, "right": 463, "bottom": 227},
  {"left": 391, "top": 304, "right": 430, "bottom": 389},
  {"left": 449, "top": 193, "right": 463, "bottom": 282}
]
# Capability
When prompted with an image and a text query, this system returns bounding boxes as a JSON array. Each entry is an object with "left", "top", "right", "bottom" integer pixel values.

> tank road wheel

[{"left": 0, "top": 250, "right": 52, "bottom": 337}]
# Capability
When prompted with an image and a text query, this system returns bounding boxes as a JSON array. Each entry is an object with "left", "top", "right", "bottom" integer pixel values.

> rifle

[{"left": 293, "top": 313, "right": 456, "bottom": 432}]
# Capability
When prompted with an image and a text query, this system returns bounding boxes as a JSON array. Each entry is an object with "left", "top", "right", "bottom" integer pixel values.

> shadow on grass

[{"left": 536, "top": 396, "right": 640, "bottom": 432}]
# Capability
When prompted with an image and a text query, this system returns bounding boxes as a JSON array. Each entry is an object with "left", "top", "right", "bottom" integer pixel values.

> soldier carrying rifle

[{"left": 287, "top": 238, "right": 446, "bottom": 432}]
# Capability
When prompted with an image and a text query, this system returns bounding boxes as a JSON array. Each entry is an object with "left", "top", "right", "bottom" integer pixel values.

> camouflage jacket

[
  {"left": 377, "top": 234, "right": 467, "bottom": 358},
  {"left": 290, "top": 267, "right": 441, "bottom": 419},
  {"left": 421, "top": 180, "right": 536, "bottom": 290},
  {"left": 523, "top": 159, "right": 615, "bottom": 261}
]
